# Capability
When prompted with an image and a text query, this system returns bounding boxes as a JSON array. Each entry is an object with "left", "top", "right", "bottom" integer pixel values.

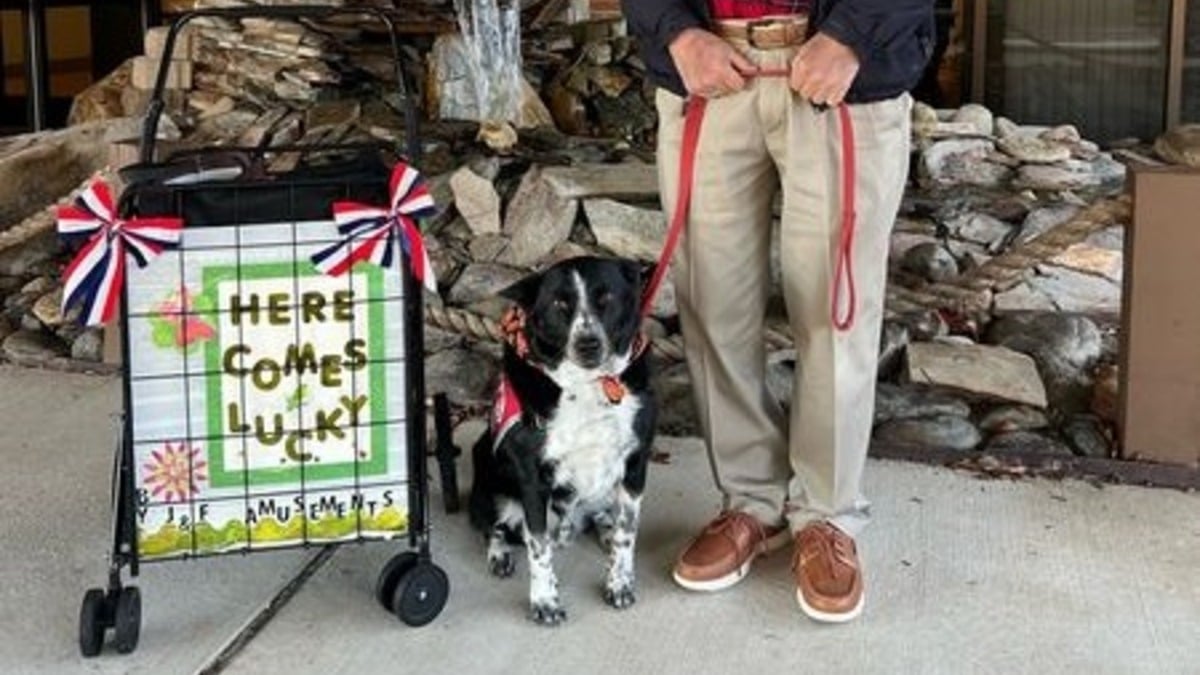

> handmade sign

[{"left": 125, "top": 218, "right": 411, "bottom": 560}]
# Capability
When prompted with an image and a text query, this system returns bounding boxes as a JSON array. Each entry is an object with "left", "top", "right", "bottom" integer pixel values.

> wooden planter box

[{"left": 1119, "top": 165, "right": 1200, "bottom": 467}]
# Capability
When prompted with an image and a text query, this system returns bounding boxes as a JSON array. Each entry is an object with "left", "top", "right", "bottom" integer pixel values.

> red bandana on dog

[{"left": 491, "top": 375, "right": 524, "bottom": 451}]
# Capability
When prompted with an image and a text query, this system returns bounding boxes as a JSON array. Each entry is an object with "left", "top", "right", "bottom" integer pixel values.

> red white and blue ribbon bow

[
  {"left": 311, "top": 162, "right": 438, "bottom": 293},
  {"left": 57, "top": 179, "right": 183, "bottom": 326}
]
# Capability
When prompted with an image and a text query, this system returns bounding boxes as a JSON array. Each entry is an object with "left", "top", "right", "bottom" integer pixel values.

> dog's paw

[
  {"left": 603, "top": 584, "right": 637, "bottom": 610},
  {"left": 528, "top": 601, "right": 567, "bottom": 626},
  {"left": 488, "top": 552, "right": 516, "bottom": 578}
]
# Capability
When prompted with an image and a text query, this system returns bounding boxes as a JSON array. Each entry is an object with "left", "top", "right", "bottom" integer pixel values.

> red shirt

[{"left": 709, "top": 0, "right": 811, "bottom": 19}]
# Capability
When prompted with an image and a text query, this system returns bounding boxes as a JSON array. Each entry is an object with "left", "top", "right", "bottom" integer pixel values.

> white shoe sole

[
  {"left": 796, "top": 588, "right": 864, "bottom": 623},
  {"left": 672, "top": 529, "right": 791, "bottom": 593}
]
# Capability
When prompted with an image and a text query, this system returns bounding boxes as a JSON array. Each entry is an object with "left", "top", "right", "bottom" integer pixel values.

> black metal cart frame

[{"left": 79, "top": 6, "right": 450, "bottom": 657}]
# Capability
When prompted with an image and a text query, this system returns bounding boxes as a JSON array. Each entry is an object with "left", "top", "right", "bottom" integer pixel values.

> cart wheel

[
  {"left": 79, "top": 588, "right": 107, "bottom": 657},
  {"left": 374, "top": 552, "right": 419, "bottom": 610},
  {"left": 390, "top": 562, "right": 449, "bottom": 627},
  {"left": 112, "top": 586, "right": 141, "bottom": 654}
]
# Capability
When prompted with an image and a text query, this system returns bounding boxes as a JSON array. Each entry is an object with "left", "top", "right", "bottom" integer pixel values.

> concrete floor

[{"left": 2, "top": 365, "right": 1198, "bottom": 675}]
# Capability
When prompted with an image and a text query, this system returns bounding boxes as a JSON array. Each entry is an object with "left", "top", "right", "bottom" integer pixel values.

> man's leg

[
  {"left": 656, "top": 73, "right": 791, "bottom": 590},
  {"left": 770, "top": 91, "right": 912, "bottom": 618}
]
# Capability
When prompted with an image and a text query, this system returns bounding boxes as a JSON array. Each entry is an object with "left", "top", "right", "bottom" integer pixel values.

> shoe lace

[
  {"left": 793, "top": 523, "right": 856, "bottom": 581},
  {"left": 705, "top": 511, "right": 766, "bottom": 546}
]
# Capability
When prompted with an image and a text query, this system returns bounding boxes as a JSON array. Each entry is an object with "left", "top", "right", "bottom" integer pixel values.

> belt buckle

[{"left": 745, "top": 18, "right": 780, "bottom": 50}]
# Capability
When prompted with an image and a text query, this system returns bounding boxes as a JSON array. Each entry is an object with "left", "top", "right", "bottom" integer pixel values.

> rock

[
  {"left": 983, "top": 431, "right": 1072, "bottom": 456},
  {"left": 540, "top": 163, "right": 660, "bottom": 201},
  {"left": 1092, "top": 364, "right": 1119, "bottom": 423},
  {"left": 1014, "top": 157, "right": 1126, "bottom": 192},
  {"left": 447, "top": 263, "right": 525, "bottom": 307},
  {"left": 951, "top": 212, "right": 1014, "bottom": 251},
  {"left": 889, "top": 232, "right": 939, "bottom": 263},
  {"left": 765, "top": 350, "right": 796, "bottom": 411},
  {"left": 643, "top": 268, "right": 677, "bottom": 319},
  {"left": 951, "top": 103, "right": 994, "bottom": 136},
  {"left": 450, "top": 166, "right": 502, "bottom": 236},
  {"left": 922, "top": 138, "right": 1010, "bottom": 187},
  {"left": 905, "top": 341, "right": 1048, "bottom": 408},
  {"left": 477, "top": 121, "right": 519, "bottom": 153},
  {"left": 0, "top": 316, "right": 13, "bottom": 344},
  {"left": 911, "top": 101, "right": 939, "bottom": 137},
  {"left": 1085, "top": 225, "right": 1124, "bottom": 253},
  {"left": 583, "top": 199, "right": 665, "bottom": 262},
  {"left": 1020, "top": 204, "right": 1082, "bottom": 243},
  {"left": 70, "top": 329, "right": 104, "bottom": 362},
  {"left": 1050, "top": 243, "right": 1122, "bottom": 283},
  {"left": 997, "top": 135, "right": 1072, "bottom": 164},
  {"left": 499, "top": 168, "right": 578, "bottom": 267},
  {"left": 874, "top": 416, "right": 982, "bottom": 451},
  {"left": 68, "top": 59, "right": 133, "bottom": 124},
  {"left": 303, "top": 99, "right": 361, "bottom": 135},
  {"left": 31, "top": 288, "right": 64, "bottom": 328},
  {"left": 19, "top": 312, "right": 42, "bottom": 333},
  {"left": 1040, "top": 125, "right": 1082, "bottom": 144},
  {"left": 467, "top": 234, "right": 510, "bottom": 263},
  {"left": 2, "top": 329, "right": 67, "bottom": 365},
  {"left": 0, "top": 123, "right": 110, "bottom": 231},
  {"left": 978, "top": 405, "right": 1049, "bottom": 433},
  {"left": 994, "top": 116, "right": 1019, "bottom": 138},
  {"left": 892, "top": 310, "right": 949, "bottom": 342},
  {"left": 899, "top": 242, "right": 958, "bottom": 283},
  {"left": 517, "top": 77, "right": 555, "bottom": 129},
  {"left": 987, "top": 312, "right": 1102, "bottom": 378},
  {"left": 993, "top": 283, "right": 1058, "bottom": 313},
  {"left": 1028, "top": 266, "right": 1122, "bottom": 315},
  {"left": 0, "top": 233, "right": 60, "bottom": 278},
  {"left": 1153, "top": 124, "right": 1200, "bottom": 167},
  {"left": 874, "top": 383, "right": 971, "bottom": 425},
  {"left": 1062, "top": 414, "right": 1112, "bottom": 458},
  {"left": 654, "top": 362, "right": 700, "bottom": 436},
  {"left": 986, "top": 311, "right": 1102, "bottom": 414},
  {"left": 19, "top": 276, "right": 53, "bottom": 298},
  {"left": 423, "top": 326, "right": 465, "bottom": 354},
  {"left": 878, "top": 321, "right": 910, "bottom": 379},
  {"left": 424, "top": 348, "right": 498, "bottom": 405}
]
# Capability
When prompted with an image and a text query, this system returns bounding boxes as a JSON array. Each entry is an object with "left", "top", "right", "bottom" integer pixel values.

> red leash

[{"left": 639, "top": 71, "right": 858, "bottom": 332}]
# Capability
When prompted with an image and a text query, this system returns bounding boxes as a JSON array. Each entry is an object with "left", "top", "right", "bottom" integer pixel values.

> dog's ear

[
  {"left": 618, "top": 259, "right": 647, "bottom": 288},
  {"left": 498, "top": 272, "right": 543, "bottom": 308}
]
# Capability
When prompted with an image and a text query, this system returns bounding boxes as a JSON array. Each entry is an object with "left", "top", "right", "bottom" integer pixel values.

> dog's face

[{"left": 501, "top": 256, "right": 643, "bottom": 372}]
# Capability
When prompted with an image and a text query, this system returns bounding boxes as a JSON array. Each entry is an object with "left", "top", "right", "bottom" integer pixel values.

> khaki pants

[{"left": 655, "top": 45, "right": 912, "bottom": 536}]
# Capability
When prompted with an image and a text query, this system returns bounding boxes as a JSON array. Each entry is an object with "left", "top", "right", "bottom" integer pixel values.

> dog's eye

[
  {"left": 553, "top": 298, "right": 571, "bottom": 313},
  {"left": 595, "top": 292, "right": 612, "bottom": 309}
]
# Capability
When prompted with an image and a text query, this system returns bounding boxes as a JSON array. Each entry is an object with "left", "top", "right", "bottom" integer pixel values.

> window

[{"left": 984, "top": 0, "right": 1172, "bottom": 143}]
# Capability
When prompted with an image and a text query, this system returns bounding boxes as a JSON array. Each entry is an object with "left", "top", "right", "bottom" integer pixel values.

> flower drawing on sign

[
  {"left": 143, "top": 442, "right": 208, "bottom": 503},
  {"left": 150, "top": 286, "right": 216, "bottom": 352}
]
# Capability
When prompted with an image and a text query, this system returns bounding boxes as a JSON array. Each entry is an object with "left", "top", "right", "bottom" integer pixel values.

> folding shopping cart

[{"left": 75, "top": 6, "right": 450, "bottom": 657}]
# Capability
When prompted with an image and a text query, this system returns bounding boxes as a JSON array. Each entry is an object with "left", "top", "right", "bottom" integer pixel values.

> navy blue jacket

[{"left": 621, "top": 0, "right": 935, "bottom": 104}]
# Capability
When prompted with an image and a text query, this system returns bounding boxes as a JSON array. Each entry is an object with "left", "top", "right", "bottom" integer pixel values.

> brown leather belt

[{"left": 714, "top": 16, "right": 809, "bottom": 49}]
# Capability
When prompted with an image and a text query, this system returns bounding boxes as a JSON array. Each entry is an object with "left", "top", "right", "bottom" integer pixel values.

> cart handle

[{"left": 140, "top": 5, "right": 418, "bottom": 166}]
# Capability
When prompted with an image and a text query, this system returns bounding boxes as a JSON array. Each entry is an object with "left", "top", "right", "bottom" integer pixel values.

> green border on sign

[{"left": 202, "top": 260, "right": 392, "bottom": 488}]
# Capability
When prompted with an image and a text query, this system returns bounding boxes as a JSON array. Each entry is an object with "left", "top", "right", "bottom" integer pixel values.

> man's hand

[
  {"left": 790, "top": 33, "right": 861, "bottom": 106},
  {"left": 668, "top": 28, "right": 756, "bottom": 99}
]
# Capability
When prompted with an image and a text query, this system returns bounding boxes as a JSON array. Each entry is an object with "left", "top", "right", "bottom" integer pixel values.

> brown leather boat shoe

[
  {"left": 793, "top": 521, "right": 865, "bottom": 622},
  {"left": 673, "top": 511, "right": 789, "bottom": 592}
]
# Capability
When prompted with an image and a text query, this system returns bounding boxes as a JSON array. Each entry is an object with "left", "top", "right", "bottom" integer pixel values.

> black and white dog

[{"left": 468, "top": 256, "right": 657, "bottom": 625}]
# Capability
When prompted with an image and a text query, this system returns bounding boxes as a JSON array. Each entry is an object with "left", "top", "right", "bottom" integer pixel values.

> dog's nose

[{"left": 574, "top": 334, "right": 604, "bottom": 361}]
